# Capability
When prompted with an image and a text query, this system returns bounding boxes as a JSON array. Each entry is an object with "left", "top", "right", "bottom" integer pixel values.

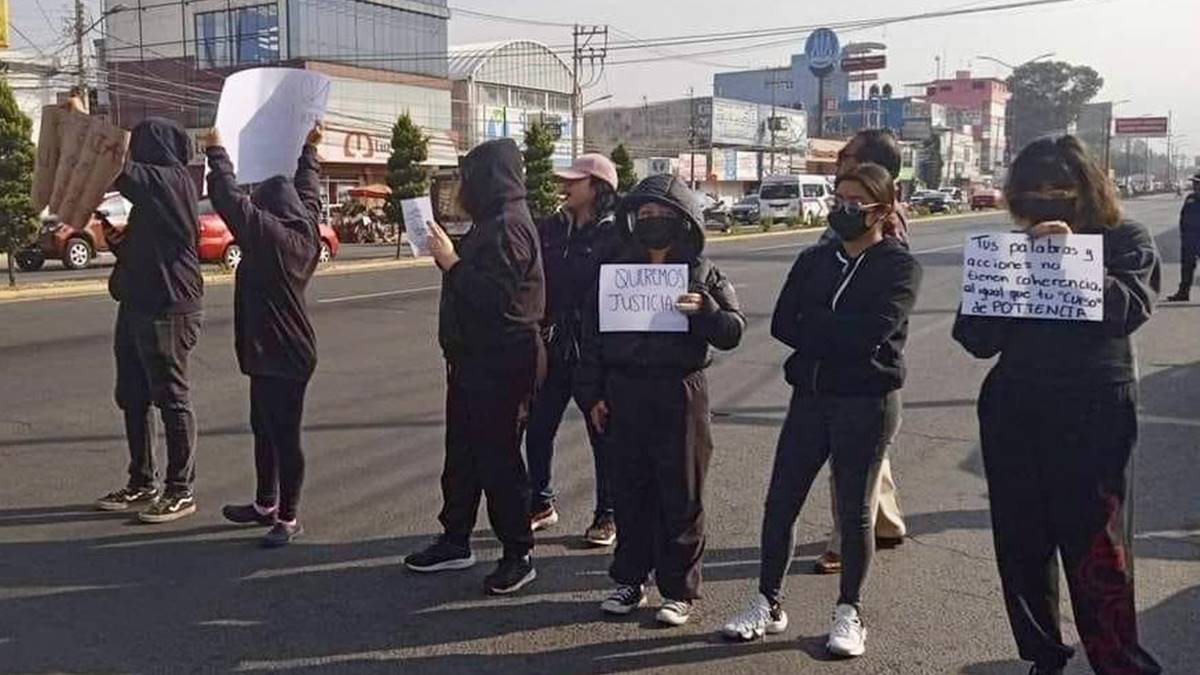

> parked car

[
  {"left": 911, "top": 190, "right": 961, "bottom": 214},
  {"left": 197, "top": 198, "right": 340, "bottom": 269},
  {"left": 699, "top": 193, "right": 733, "bottom": 231},
  {"left": 938, "top": 186, "right": 966, "bottom": 206},
  {"left": 730, "top": 194, "right": 761, "bottom": 224},
  {"left": 15, "top": 192, "right": 130, "bottom": 271},
  {"left": 758, "top": 174, "right": 833, "bottom": 221},
  {"left": 970, "top": 188, "right": 1002, "bottom": 210}
]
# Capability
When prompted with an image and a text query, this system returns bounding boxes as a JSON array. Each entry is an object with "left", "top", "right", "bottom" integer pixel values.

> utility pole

[
  {"left": 765, "top": 75, "right": 792, "bottom": 174},
  {"left": 74, "top": 0, "right": 87, "bottom": 98},
  {"left": 688, "top": 87, "right": 697, "bottom": 189},
  {"left": 571, "top": 24, "right": 608, "bottom": 160}
]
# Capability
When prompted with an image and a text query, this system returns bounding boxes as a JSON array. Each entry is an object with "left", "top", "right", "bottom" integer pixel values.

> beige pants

[{"left": 825, "top": 455, "right": 906, "bottom": 554}]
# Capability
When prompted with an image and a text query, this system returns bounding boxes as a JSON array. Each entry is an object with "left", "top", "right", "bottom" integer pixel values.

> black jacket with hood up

[
  {"left": 575, "top": 174, "right": 746, "bottom": 412},
  {"left": 438, "top": 138, "right": 545, "bottom": 372},
  {"left": 205, "top": 144, "right": 321, "bottom": 381},
  {"left": 110, "top": 118, "right": 203, "bottom": 315},
  {"left": 772, "top": 236, "right": 923, "bottom": 396},
  {"left": 952, "top": 220, "right": 1159, "bottom": 386}
]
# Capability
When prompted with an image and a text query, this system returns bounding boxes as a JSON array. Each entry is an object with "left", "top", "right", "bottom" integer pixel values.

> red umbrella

[{"left": 348, "top": 184, "right": 392, "bottom": 199}]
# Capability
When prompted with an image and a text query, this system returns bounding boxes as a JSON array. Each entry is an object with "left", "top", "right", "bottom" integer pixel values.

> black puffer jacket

[
  {"left": 575, "top": 174, "right": 745, "bottom": 411},
  {"left": 110, "top": 118, "right": 203, "bottom": 315},
  {"left": 438, "top": 139, "right": 545, "bottom": 372},
  {"left": 206, "top": 144, "right": 321, "bottom": 381}
]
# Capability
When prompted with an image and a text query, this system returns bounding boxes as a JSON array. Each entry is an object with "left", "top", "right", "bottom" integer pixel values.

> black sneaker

[
  {"left": 484, "top": 555, "right": 537, "bottom": 595},
  {"left": 600, "top": 584, "right": 647, "bottom": 615},
  {"left": 1166, "top": 291, "right": 1191, "bottom": 302},
  {"left": 263, "top": 521, "right": 303, "bottom": 548},
  {"left": 584, "top": 514, "right": 617, "bottom": 547},
  {"left": 1029, "top": 666, "right": 1065, "bottom": 675},
  {"left": 222, "top": 503, "right": 277, "bottom": 526},
  {"left": 96, "top": 486, "right": 159, "bottom": 511},
  {"left": 138, "top": 490, "right": 196, "bottom": 523},
  {"left": 404, "top": 537, "right": 476, "bottom": 573}
]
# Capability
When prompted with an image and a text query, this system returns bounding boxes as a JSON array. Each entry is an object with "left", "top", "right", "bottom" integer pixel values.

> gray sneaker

[
  {"left": 138, "top": 491, "right": 197, "bottom": 523},
  {"left": 96, "top": 486, "right": 160, "bottom": 511}
]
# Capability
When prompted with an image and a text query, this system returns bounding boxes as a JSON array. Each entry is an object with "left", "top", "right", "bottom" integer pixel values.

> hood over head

[
  {"left": 459, "top": 138, "right": 527, "bottom": 221},
  {"left": 251, "top": 176, "right": 315, "bottom": 235},
  {"left": 129, "top": 117, "right": 192, "bottom": 167},
  {"left": 616, "top": 174, "right": 706, "bottom": 257}
]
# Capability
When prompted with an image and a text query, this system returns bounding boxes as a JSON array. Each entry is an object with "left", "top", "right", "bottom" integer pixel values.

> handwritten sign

[
  {"left": 961, "top": 232, "right": 1104, "bottom": 322},
  {"left": 214, "top": 68, "right": 330, "bottom": 184},
  {"left": 599, "top": 264, "right": 689, "bottom": 333},
  {"left": 31, "top": 106, "right": 129, "bottom": 227},
  {"left": 400, "top": 196, "right": 434, "bottom": 257}
]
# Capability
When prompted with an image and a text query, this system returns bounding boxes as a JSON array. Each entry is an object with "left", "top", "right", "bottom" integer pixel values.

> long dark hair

[
  {"left": 591, "top": 177, "right": 619, "bottom": 221},
  {"left": 1005, "top": 135, "right": 1121, "bottom": 233}
]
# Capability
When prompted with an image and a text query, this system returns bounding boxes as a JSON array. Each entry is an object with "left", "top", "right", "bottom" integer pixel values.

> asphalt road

[{"left": 0, "top": 195, "right": 1195, "bottom": 674}]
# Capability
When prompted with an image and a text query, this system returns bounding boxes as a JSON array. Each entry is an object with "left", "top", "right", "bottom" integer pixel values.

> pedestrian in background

[
  {"left": 1165, "top": 172, "right": 1200, "bottom": 302},
  {"left": 202, "top": 122, "right": 324, "bottom": 547},
  {"left": 577, "top": 174, "right": 745, "bottom": 626},
  {"left": 526, "top": 154, "right": 624, "bottom": 546},
  {"left": 90, "top": 97, "right": 205, "bottom": 524},
  {"left": 404, "top": 138, "right": 547, "bottom": 596},
  {"left": 953, "top": 135, "right": 1162, "bottom": 675},
  {"left": 723, "top": 163, "right": 921, "bottom": 658}
]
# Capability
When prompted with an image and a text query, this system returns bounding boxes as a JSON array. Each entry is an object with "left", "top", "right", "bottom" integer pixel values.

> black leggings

[
  {"left": 250, "top": 376, "right": 309, "bottom": 522},
  {"left": 759, "top": 390, "right": 901, "bottom": 609}
]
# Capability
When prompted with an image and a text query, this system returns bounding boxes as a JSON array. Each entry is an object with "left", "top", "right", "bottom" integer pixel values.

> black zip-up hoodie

[
  {"left": 772, "top": 236, "right": 923, "bottom": 396},
  {"left": 438, "top": 139, "right": 545, "bottom": 371},
  {"left": 205, "top": 144, "right": 321, "bottom": 381},
  {"left": 952, "top": 220, "right": 1159, "bottom": 386},
  {"left": 1180, "top": 194, "right": 1200, "bottom": 250},
  {"left": 575, "top": 174, "right": 746, "bottom": 411},
  {"left": 110, "top": 118, "right": 203, "bottom": 315}
]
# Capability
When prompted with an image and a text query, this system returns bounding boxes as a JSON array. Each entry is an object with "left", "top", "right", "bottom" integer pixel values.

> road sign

[
  {"left": 842, "top": 54, "right": 888, "bottom": 73},
  {"left": 1114, "top": 117, "right": 1169, "bottom": 137},
  {"left": 847, "top": 73, "right": 880, "bottom": 83},
  {"left": 805, "top": 28, "right": 840, "bottom": 76}
]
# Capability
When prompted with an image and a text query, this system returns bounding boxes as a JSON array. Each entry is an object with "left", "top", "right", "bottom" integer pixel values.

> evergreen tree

[
  {"left": 384, "top": 112, "right": 429, "bottom": 258},
  {"left": 611, "top": 143, "right": 637, "bottom": 192},
  {"left": 523, "top": 121, "right": 559, "bottom": 219},
  {"left": 0, "top": 75, "right": 37, "bottom": 287}
]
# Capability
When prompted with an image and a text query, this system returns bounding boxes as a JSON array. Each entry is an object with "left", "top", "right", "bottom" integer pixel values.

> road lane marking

[
  {"left": 912, "top": 243, "right": 964, "bottom": 254},
  {"left": 318, "top": 285, "right": 440, "bottom": 304}
]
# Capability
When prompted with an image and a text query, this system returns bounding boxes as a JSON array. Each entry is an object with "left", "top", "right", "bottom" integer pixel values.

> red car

[
  {"left": 15, "top": 192, "right": 131, "bottom": 271},
  {"left": 198, "top": 198, "right": 340, "bottom": 268},
  {"left": 971, "top": 188, "right": 1003, "bottom": 211}
]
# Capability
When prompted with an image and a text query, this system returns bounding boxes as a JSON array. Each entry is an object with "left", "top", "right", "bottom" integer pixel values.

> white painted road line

[
  {"left": 318, "top": 285, "right": 441, "bottom": 304},
  {"left": 912, "top": 243, "right": 965, "bottom": 255}
]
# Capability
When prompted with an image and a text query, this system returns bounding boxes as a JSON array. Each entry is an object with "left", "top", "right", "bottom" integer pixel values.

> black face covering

[
  {"left": 635, "top": 216, "right": 682, "bottom": 250},
  {"left": 828, "top": 207, "right": 872, "bottom": 242}
]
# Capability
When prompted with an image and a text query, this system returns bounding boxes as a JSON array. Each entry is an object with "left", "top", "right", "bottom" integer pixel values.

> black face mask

[
  {"left": 828, "top": 207, "right": 872, "bottom": 241},
  {"left": 635, "top": 216, "right": 682, "bottom": 250}
]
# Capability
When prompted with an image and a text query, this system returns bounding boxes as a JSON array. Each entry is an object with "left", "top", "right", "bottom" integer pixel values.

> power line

[{"left": 449, "top": 5, "right": 575, "bottom": 28}]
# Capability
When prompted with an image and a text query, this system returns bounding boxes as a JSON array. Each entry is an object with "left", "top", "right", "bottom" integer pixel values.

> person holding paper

[
  {"left": 722, "top": 163, "right": 921, "bottom": 658},
  {"left": 92, "top": 104, "right": 205, "bottom": 525},
  {"left": 1165, "top": 172, "right": 1200, "bottom": 302},
  {"left": 952, "top": 136, "right": 1162, "bottom": 675},
  {"left": 576, "top": 174, "right": 745, "bottom": 626},
  {"left": 404, "top": 138, "right": 547, "bottom": 597},
  {"left": 526, "top": 154, "right": 624, "bottom": 546},
  {"left": 200, "top": 122, "right": 324, "bottom": 548}
]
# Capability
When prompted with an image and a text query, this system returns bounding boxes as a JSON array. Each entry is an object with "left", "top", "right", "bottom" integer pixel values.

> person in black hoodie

[
  {"left": 526, "top": 154, "right": 624, "bottom": 546},
  {"left": 953, "top": 136, "right": 1162, "bottom": 675},
  {"left": 201, "top": 122, "right": 324, "bottom": 548},
  {"left": 576, "top": 174, "right": 745, "bottom": 626},
  {"left": 722, "top": 163, "right": 921, "bottom": 658},
  {"left": 403, "top": 138, "right": 546, "bottom": 596},
  {"left": 1165, "top": 172, "right": 1200, "bottom": 302},
  {"left": 93, "top": 107, "right": 205, "bottom": 525}
]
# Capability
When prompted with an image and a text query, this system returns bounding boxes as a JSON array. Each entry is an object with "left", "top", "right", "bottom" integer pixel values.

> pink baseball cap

[{"left": 554, "top": 154, "right": 618, "bottom": 190}]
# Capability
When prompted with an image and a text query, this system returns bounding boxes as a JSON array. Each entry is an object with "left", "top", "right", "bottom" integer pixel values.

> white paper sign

[
  {"left": 401, "top": 196, "right": 434, "bottom": 257},
  {"left": 599, "top": 264, "right": 689, "bottom": 333},
  {"left": 214, "top": 68, "right": 331, "bottom": 184},
  {"left": 961, "top": 232, "right": 1105, "bottom": 322}
]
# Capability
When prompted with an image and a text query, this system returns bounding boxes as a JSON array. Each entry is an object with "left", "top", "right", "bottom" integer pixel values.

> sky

[{"left": 8, "top": 0, "right": 1198, "bottom": 162}]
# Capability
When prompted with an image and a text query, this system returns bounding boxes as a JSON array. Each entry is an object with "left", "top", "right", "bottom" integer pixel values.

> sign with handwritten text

[
  {"left": 599, "top": 264, "right": 689, "bottom": 333},
  {"left": 960, "top": 232, "right": 1105, "bottom": 322}
]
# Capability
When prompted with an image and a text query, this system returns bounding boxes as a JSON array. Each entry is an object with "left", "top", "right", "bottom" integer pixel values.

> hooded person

[
  {"left": 201, "top": 123, "right": 324, "bottom": 548},
  {"left": 95, "top": 112, "right": 205, "bottom": 524},
  {"left": 403, "top": 138, "right": 547, "bottom": 596},
  {"left": 575, "top": 174, "right": 745, "bottom": 626},
  {"left": 1166, "top": 172, "right": 1200, "bottom": 301}
]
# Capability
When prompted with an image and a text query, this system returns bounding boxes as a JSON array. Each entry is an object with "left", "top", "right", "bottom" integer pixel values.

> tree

[
  {"left": 384, "top": 112, "right": 429, "bottom": 259},
  {"left": 0, "top": 75, "right": 37, "bottom": 288},
  {"left": 523, "top": 121, "right": 559, "bottom": 219},
  {"left": 919, "top": 134, "right": 943, "bottom": 190},
  {"left": 611, "top": 143, "right": 638, "bottom": 192},
  {"left": 1007, "top": 61, "right": 1104, "bottom": 154}
]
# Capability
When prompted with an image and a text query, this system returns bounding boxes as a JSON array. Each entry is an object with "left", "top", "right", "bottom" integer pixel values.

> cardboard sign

[
  {"left": 400, "top": 196, "right": 434, "bottom": 257},
  {"left": 214, "top": 68, "right": 331, "bottom": 184},
  {"left": 599, "top": 264, "right": 689, "bottom": 333},
  {"left": 32, "top": 106, "right": 130, "bottom": 227},
  {"left": 960, "top": 232, "right": 1105, "bottom": 322}
]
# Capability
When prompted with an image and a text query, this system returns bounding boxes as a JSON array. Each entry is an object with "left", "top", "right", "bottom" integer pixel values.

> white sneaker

[
  {"left": 655, "top": 599, "right": 692, "bottom": 626},
  {"left": 721, "top": 594, "right": 789, "bottom": 641},
  {"left": 826, "top": 603, "right": 867, "bottom": 657}
]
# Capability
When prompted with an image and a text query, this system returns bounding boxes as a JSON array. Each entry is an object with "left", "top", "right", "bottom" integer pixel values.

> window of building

[
  {"left": 195, "top": 4, "right": 278, "bottom": 68},
  {"left": 547, "top": 92, "right": 571, "bottom": 112},
  {"left": 195, "top": 10, "right": 231, "bottom": 68},
  {"left": 927, "top": 86, "right": 937, "bottom": 97},
  {"left": 973, "top": 81, "right": 986, "bottom": 90},
  {"left": 511, "top": 88, "right": 545, "bottom": 111},
  {"left": 477, "top": 83, "right": 506, "bottom": 106},
  {"left": 939, "top": 85, "right": 953, "bottom": 92}
]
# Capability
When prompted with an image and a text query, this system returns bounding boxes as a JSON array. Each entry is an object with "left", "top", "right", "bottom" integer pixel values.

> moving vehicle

[
  {"left": 700, "top": 193, "right": 733, "bottom": 231},
  {"left": 15, "top": 192, "right": 130, "bottom": 272},
  {"left": 911, "top": 189, "right": 961, "bottom": 214},
  {"left": 198, "top": 198, "right": 340, "bottom": 269},
  {"left": 970, "top": 187, "right": 1002, "bottom": 210},
  {"left": 730, "top": 194, "right": 761, "bottom": 224},
  {"left": 758, "top": 174, "right": 833, "bottom": 221}
]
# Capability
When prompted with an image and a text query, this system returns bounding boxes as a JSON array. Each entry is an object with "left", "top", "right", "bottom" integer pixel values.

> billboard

[
  {"left": 841, "top": 55, "right": 887, "bottom": 73},
  {"left": 1114, "top": 117, "right": 1169, "bottom": 137}
]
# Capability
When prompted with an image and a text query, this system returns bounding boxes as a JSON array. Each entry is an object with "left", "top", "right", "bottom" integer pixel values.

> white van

[{"left": 758, "top": 174, "right": 834, "bottom": 221}]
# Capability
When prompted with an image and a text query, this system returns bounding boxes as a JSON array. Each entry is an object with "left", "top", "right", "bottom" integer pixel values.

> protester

[
  {"left": 404, "top": 138, "right": 546, "bottom": 596},
  {"left": 722, "top": 163, "right": 922, "bottom": 657},
  {"left": 952, "top": 136, "right": 1162, "bottom": 675},
  {"left": 90, "top": 100, "right": 205, "bottom": 524},
  {"left": 1165, "top": 172, "right": 1200, "bottom": 302},
  {"left": 815, "top": 128, "right": 910, "bottom": 575},
  {"left": 525, "top": 154, "right": 624, "bottom": 546},
  {"left": 201, "top": 122, "right": 324, "bottom": 547},
  {"left": 576, "top": 174, "right": 745, "bottom": 626}
]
